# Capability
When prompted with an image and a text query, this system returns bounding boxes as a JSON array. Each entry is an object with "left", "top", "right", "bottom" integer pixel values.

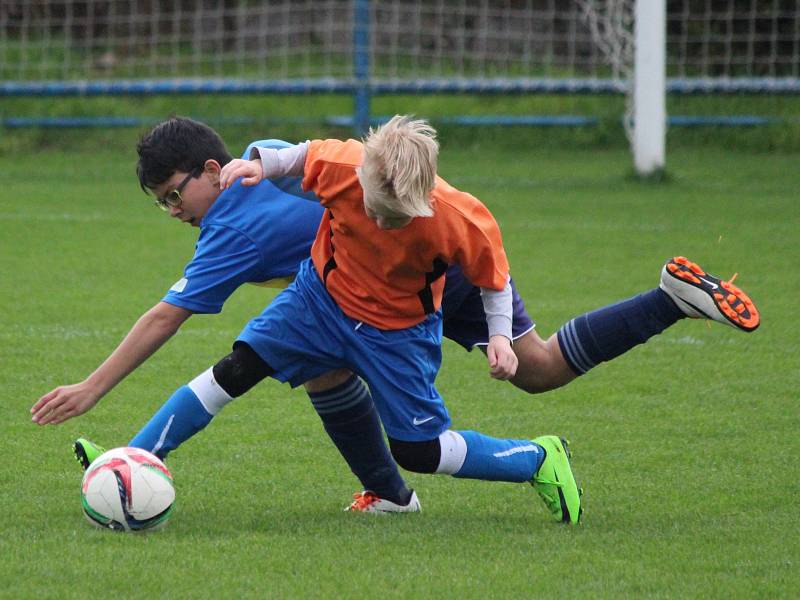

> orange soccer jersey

[{"left": 301, "top": 138, "right": 509, "bottom": 330}]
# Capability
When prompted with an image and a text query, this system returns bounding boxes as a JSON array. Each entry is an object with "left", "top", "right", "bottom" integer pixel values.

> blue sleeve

[
  {"left": 241, "top": 138, "right": 319, "bottom": 202},
  {"left": 163, "top": 225, "right": 264, "bottom": 314}
]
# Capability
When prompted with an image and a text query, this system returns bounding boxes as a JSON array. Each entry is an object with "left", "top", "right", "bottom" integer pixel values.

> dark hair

[{"left": 136, "top": 116, "right": 233, "bottom": 193}]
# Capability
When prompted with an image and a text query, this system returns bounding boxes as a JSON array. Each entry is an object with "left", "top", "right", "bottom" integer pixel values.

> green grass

[{"left": 1, "top": 137, "right": 798, "bottom": 599}]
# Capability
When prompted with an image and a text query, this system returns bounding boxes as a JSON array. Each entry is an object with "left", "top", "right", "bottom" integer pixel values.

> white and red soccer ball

[{"left": 81, "top": 447, "right": 175, "bottom": 532}]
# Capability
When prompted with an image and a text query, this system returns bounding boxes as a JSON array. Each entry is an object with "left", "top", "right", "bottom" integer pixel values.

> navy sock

[
  {"left": 309, "top": 376, "right": 411, "bottom": 505},
  {"left": 557, "top": 288, "right": 684, "bottom": 375}
]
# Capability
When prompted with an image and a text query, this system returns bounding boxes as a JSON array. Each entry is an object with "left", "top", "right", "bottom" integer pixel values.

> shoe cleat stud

[{"left": 689, "top": 262, "right": 704, "bottom": 275}]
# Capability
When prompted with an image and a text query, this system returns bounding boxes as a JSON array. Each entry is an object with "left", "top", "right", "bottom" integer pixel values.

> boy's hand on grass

[{"left": 31, "top": 382, "right": 100, "bottom": 425}]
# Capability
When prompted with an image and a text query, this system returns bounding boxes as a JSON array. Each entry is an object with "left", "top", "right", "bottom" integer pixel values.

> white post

[{"left": 633, "top": 0, "right": 666, "bottom": 175}]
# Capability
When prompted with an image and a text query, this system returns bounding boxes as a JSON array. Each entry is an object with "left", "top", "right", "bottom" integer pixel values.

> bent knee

[
  {"left": 388, "top": 437, "right": 440, "bottom": 473},
  {"left": 508, "top": 332, "right": 577, "bottom": 394},
  {"left": 212, "top": 342, "right": 274, "bottom": 398}
]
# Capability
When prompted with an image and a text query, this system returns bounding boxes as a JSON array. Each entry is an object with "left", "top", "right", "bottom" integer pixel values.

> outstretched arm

[
  {"left": 219, "top": 142, "right": 309, "bottom": 189},
  {"left": 30, "top": 302, "right": 192, "bottom": 425}
]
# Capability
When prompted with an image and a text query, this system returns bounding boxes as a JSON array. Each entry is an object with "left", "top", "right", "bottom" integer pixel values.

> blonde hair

[{"left": 357, "top": 115, "right": 439, "bottom": 221}]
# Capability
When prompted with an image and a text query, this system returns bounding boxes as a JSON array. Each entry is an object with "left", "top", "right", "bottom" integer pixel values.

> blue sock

[
  {"left": 309, "top": 375, "right": 411, "bottom": 505},
  {"left": 129, "top": 385, "right": 213, "bottom": 460},
  {"left": 451, "top": 430, "right": 545, "bottom": 482},
  {"left": 557, "top": 287, "right": 684, "bottom": 375}
]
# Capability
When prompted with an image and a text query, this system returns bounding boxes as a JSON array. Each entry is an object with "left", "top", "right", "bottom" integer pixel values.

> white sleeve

[
  {"left": 480, "top": 277, "right": 513, "bottom": 342},
  {"left": 249, "top": 141, "right": 309, "bottom": 179}
]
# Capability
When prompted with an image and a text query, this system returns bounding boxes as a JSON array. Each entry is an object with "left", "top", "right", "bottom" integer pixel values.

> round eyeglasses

[{"left": 154, "top": 167, "right": 202, "bottom": 211}]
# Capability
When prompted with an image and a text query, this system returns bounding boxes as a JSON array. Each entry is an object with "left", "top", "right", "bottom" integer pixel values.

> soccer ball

[{"left": 81, "top": 447, "right": 175, "bottom": 532}]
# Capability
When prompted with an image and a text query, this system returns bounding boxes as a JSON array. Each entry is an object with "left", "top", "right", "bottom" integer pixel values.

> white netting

[
  {"left": 576, "top": 0, "right": 635, "bottom": 139},
  {"left": 0, "top": 1, "right": 797, "bottom": 82},
  {"left": 576, "top": 0, "right": 634, "bottom": 85},
  {"left": 668, "top": 0, "right": 800, "bottom": 78},
  {"left": 0, "top": 1, "right": 354, "bottom": 80}
]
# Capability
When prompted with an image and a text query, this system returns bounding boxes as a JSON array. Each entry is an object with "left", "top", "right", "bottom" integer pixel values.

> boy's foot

[
  {"left": 660, "top": 256, "right": 759, "bottom": 332},
  {"left": 531, "top": 436, "right": 582, "bottom": 524},
  {"left": 345, "top": 490, "right": 421, "bottom": 513},
  {"left": 73, "top": 438, "right": 106, "bottom": 470}
]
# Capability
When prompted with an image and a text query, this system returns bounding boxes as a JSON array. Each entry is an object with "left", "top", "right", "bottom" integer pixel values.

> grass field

[{"left": 1, "top": 131, "right": 798, "bottom": 598}]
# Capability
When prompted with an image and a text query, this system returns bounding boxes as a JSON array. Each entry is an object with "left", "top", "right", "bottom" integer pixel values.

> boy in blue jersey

[
  {"left": 32, "top": 116, "right": 760, "bottom": 518},
  {"left": 31, "top": 118, "right": 418, "bottom": 513}
]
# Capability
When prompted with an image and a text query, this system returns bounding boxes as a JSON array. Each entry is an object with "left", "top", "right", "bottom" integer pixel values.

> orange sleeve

[
  {"left": 444, "top": 195, "right": 509, "bottom": 291},
  {"left": 302, "top": 139, "right": 363, "bottom": 205}
]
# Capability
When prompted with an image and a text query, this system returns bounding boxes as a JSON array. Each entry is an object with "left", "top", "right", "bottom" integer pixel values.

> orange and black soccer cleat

[{"left": 659, "top": 256, "right": 759, "bottom": 332}]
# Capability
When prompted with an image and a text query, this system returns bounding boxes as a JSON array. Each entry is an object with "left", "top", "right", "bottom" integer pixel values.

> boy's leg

[
  {"left": 390, "top": 430, "right": 544, "bottom": 482},
  {"left": 127, "top": 342, "right": 268, "bottom": 457},
  {"left": 388, "top": 431, "right": 581, "bottom": 524},
  {"left": 127, "top": 264, "right": 334, "bottom": 461},
  {"left": 504, "top": 284, "right": 683, "bottom": 391},
  {"left": 75, "top": 344, "right": 262, "bottom": 468},
  {"left": 555, "top": 256, "right": 759, "bottom": 376},
  {"left": 236, "top": 259, "right": 418, "bottom": 510},
  {"left": 443, "top": 267, "right": 682, "bottom": 393},
  {"left": 505, "top": 256, "right": 759, "bottom": 391},
  {"left": 125, "top": 344, "right": 414, "bottom": 507},
  {"left": 305, "top": 369, "right": 413, "bottom": 507},
  {"left": 555, "top": 286, "right": 686, "bottom": 377},
  {"left": 351, "top": 314, "right": 581, "bottom": 522}
]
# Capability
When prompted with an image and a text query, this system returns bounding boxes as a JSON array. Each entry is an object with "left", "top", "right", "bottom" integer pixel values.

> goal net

[
  {"left": 1, "top": 1, "right": 798, "bottom": 173},
  {"left": 2, "top": 1, "right": 796, "bottom": 84}
]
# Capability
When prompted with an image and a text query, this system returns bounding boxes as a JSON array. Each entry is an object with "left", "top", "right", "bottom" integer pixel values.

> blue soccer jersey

[{"left": 163, "top": 140, "right": 324, "bottom": 314}]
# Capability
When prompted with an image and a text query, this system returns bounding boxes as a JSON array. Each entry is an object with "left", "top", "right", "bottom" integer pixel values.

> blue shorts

[
  {"left": 237, "top": 259, "right": 451, "bottom": 442},
  {"left": 441, "top": 265, "right": 535, "bottom": 351}
]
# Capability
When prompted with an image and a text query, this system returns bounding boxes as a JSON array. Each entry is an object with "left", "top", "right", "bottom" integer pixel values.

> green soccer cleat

[
  {"left": 73, "top": 438, "right": 106, "bottom": 471},
  {"left": 531, "top": 436, "right": 583, "bottom": 524}
]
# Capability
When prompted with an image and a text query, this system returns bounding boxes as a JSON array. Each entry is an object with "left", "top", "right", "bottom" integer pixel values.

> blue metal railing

[
  {"left": 2, "top": 0, "right": 799, "bottom": 132},
  {"left": 4, "top": 77, "right": 799, "bottom": 98}
]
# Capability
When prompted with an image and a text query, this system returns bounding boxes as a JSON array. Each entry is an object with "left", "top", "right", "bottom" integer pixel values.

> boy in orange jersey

[
  {"left": 32, "top": 115, "right": 759, "bottom": 520},
  {"left": 216, "top": 115, "right": 583, "bottom": 522}
]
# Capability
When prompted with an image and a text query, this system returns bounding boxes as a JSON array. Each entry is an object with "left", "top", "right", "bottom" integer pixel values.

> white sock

[
  {"left": 435, "top": 430, "right": 468, "bottom": 475},
  {"left": 187, "top": 367, "right": 233, "bottom": 416}
]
